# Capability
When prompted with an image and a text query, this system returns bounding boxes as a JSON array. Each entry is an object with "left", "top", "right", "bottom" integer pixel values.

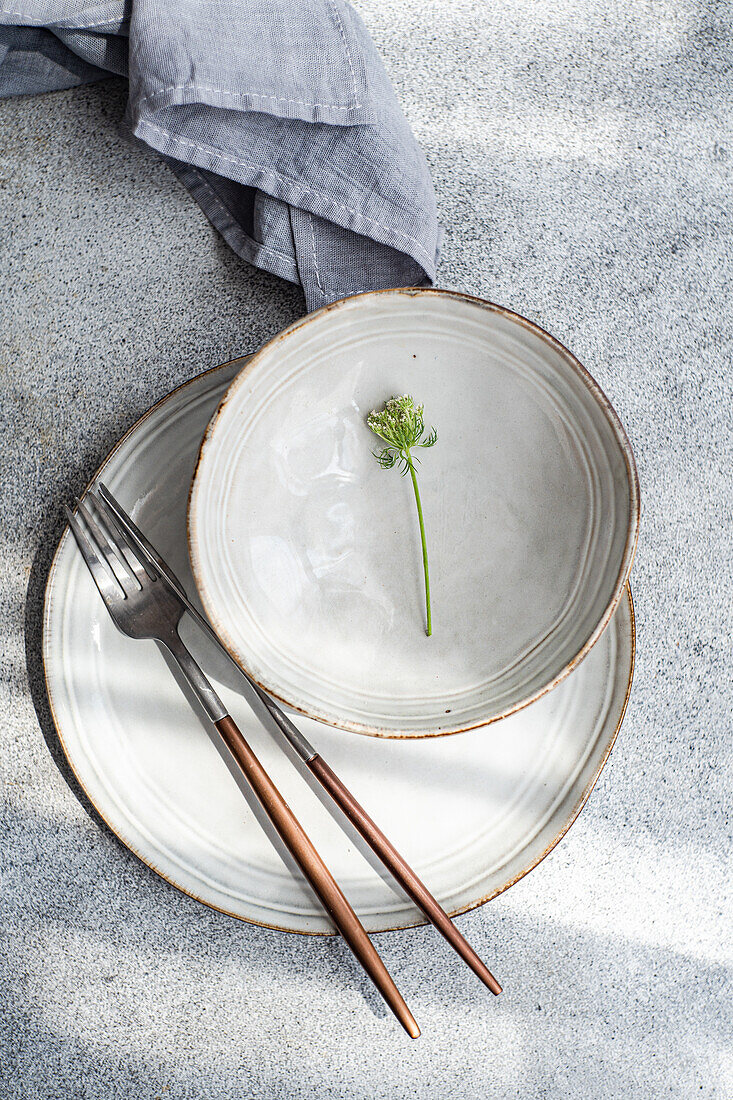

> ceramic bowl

[{"left": 189, "top": 288, "right": 639, "bottom": 736}]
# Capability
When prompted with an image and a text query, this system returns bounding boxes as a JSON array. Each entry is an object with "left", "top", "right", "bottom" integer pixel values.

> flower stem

[{"left": 407, "top": 453, "right": 432, "bottom": 636}]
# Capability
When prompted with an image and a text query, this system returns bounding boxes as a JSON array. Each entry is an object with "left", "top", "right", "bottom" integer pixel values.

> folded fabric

[{"left": 0, "top": 0, "right": 441, "bottom": 310}]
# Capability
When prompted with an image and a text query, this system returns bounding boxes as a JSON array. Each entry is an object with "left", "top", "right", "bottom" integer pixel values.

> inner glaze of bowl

[{"left": 189, "top": 290, "right": 637, "bottom": 736}]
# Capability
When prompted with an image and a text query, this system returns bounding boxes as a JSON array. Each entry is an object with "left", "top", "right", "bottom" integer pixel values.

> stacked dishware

[{"left": 44, "top": 289, "right": 639, "bottom": 1035}]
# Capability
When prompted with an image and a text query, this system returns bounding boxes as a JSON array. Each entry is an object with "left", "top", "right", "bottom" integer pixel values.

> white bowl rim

[{"left": 189, "top": 287, "right": 640, "bottom": 737}]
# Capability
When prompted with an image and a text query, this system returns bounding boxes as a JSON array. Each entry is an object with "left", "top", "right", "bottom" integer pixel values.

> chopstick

[{"left": 98, "top": 482, "right": 502, "bottom": 996}]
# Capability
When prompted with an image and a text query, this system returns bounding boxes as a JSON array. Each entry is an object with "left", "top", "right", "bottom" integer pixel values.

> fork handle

[{"left": 213, "top": 716, "right": 419, "bottom": 1039}]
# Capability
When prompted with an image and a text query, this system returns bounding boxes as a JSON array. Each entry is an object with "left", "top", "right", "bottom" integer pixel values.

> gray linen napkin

[{"left": 0, "top": 1, "right": 440, "bottom": 310}]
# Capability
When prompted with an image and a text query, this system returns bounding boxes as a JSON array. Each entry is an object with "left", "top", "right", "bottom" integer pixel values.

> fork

[
  {"left": 65, "top": 494, "right": 420, "bottom": 1039},
  {"left": 96, "top": 483, "right": 502, "bottom": 997}
]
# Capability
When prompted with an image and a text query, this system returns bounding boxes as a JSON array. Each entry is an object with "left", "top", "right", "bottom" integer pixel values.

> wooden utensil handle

[
  {"left": 214, "top": 716, "right": 420, "bottom": 1038},
  {"left": 308, "top": 754, "right": 502, "bottom": 996}
]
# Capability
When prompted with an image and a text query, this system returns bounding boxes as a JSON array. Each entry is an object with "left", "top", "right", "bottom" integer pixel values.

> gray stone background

[{"left": 1, "top": 1, "right": 731, "bottom": 1097}]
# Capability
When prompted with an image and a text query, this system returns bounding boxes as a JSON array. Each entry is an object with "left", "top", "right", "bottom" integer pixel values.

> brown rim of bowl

[
  {"left": 188, "top": 287, "right": 640, "bottom": 738},
  {"left": 41, "top": 348, "right": 636, "bottom": 933}
]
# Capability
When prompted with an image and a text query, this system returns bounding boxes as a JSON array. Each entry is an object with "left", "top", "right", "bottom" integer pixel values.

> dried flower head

[
  {"left": 367, "top": 394, "right": 437, "bottom": 475},
  {"left": 367, "top": 394, "right": 437, "bottom": 635}
]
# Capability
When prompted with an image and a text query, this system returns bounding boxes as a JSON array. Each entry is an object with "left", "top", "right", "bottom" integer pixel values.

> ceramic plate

[
  {"left": 43, "top": 359, "right": 635, "bottom": 934},
  {"left": 190, "top": 290, "right": 639, "bottom": 737}
]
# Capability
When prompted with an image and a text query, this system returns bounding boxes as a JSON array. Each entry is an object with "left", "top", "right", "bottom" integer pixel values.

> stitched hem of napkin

[
  {"left": 167, "top": 160, "right": 300, "bottom": 283},
  {"left": 128, "top": 116, "right": 438, "bottom": 280},
  {"left": 127, "top": 0, "right": 373, "bottom": 126},
  {"left": 289, "top": 207, "right": 328, "bottom": 308},
  {"left": 0, "top": 5, "right": 128, "bottom": 32},
  {"left": 132, "top": 83, "right": 376, "bottom": 128},
  {"left": 289, "top": 206, "right": 434, "bottom": 312}
]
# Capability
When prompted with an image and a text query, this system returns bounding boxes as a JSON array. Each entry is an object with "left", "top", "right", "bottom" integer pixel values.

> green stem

[{"left": 407, "top": 453, "right": 432, "bottom": 636}]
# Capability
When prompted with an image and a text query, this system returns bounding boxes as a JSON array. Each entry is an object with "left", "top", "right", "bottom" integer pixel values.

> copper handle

[
  {"left": 308, "top": 754, "right": 502, "bottom": 996},
  {"left": 214, "top": 716, "right": 420, "bottom": 1038}
]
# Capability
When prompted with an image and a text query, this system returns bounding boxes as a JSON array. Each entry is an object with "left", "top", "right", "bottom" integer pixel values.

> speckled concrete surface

[{"left": 1, "top": 2, "right": 732, "bottom": 1097}]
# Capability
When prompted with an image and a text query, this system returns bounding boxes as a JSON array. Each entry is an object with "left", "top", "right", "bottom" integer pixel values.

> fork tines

[{"left": 65, "top": 492, "right": 151, "bottom": 602}]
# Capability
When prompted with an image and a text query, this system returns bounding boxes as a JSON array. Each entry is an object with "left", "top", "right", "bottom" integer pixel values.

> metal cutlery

[
  {"left": 65, "top": 493, "right": 419, "bottom": 1039},
  {"left": 96, "top": 483, "right": 502, "bottom": 998}
]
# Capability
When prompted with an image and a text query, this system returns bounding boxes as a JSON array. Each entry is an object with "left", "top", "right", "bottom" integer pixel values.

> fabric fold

[{"left": 0, "top": 0, "right": 441, "bottom": 309}]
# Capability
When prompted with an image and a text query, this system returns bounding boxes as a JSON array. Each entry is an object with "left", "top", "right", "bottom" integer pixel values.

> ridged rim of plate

[
  {"left": 189, "top": 288, "right": 640, "bottom": 737},
  {"left": 42, "top": 357, "right": 636, "bottom": 936}
]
